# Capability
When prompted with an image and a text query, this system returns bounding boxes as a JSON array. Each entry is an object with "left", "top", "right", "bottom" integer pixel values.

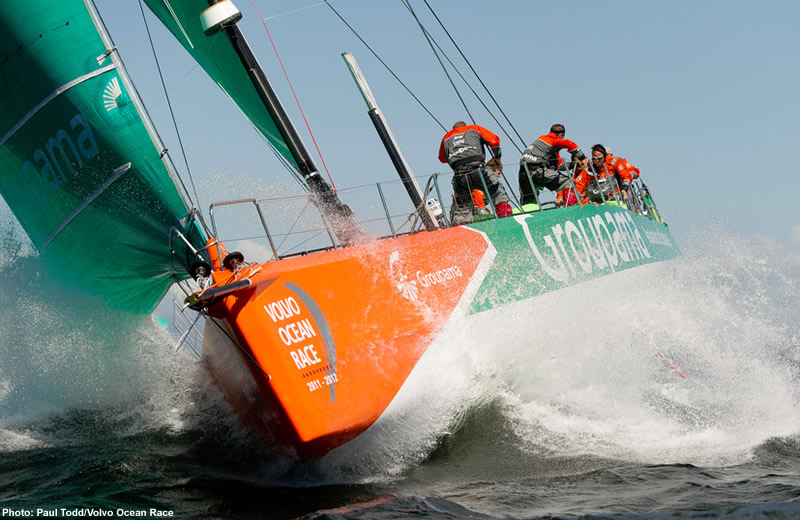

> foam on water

[
  {"left": 0, "top": 219, "right": 218, "bottom": 448},
  {"left": 0, "top": 428, "right": 50, "bottom": 453},
  {"left": 318, "top": 227, "right": 800, "bottom": 479},
  {"left": 1, "top": 207, "right": 799, "bottom": 486}
]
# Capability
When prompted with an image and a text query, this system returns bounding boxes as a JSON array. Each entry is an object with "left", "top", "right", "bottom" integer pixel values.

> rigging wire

[
  {"left": 136, "top": 0, "right": 201, "bottom": 207},
  {"left": 323, "top": 0, "right": 446, "bottom": 132},
  {"left": 400, "top": 0, "right": 475, "bottom": 125},
  {"left": 420, "top": 0, "right": 527, "bottom": 150},
  {"left": 406, "top": 13, "right": 523, "bottom": 153},
  {"left": 261, "top": 1, "right": 332, "bottom": 22},
  {"left": 249, "top": 0, "right": 337, "bottom": 190},
  {"left": 148, "top": 64, "right": 200, "bottom": 110},
  {"left": 398, "top": 1, "right": 526, "bottom": 205}
]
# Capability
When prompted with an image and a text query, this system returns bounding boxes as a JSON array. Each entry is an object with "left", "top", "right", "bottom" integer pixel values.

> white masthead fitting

[{"left": 200, "top": 0, "right": 242, "bottom": 35}]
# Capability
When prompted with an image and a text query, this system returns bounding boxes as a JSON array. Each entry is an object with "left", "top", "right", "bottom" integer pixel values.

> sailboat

[{"left": 0, "top": 0, "right": 680, "bottom": 459}]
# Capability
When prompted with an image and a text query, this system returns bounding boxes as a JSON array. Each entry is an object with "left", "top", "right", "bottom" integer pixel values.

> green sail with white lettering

[
  {"left": 0, "top": 0, "right": 204, "bottom": 314},
  {"left": 142, "top": 0, "right": 298, "bottom": 171}
]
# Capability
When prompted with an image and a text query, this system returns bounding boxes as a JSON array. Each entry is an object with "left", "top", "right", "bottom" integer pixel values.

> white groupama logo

[
  {"left": 389, "top": 251, "right": 419, "bottom": 302},
  {"left": 103, "top": 77, "right": 123, "bottom": 112}
]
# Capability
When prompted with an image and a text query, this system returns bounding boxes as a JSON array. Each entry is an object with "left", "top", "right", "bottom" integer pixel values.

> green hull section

[
  {"left": 0, "top": 0, "right": 203, "bottom": 313},
  {"left": 466, "top": 204, "right": 680, "bottom": 314}
]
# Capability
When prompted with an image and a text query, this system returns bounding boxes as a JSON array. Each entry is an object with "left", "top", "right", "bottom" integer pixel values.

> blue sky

[{"left": 96, "top": 0, "right": 800, "bottom": 249}]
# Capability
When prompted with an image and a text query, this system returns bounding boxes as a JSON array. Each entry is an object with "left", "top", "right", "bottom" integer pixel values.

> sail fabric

[
  {"left": 0, "top": 0, "right": 204, "bottom": 314},
  {"left": 143, "top": 0, "right": 298, "bottom": 171}
]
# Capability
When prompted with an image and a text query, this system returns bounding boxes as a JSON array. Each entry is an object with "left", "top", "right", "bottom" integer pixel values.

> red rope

[
  {"left": 249, "top": 0, "right": 337, "bottom": 190},
  {"left": 656, "top": 351, "right": 688, "bottom": 378}
]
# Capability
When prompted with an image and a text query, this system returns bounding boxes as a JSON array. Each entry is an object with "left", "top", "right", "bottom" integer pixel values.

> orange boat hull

[
  {"left": 201, "top": 226, "right": 491, "bottom": 459},
  {"left": 198, "top": 204, "right": 681, "bottom": 459}
]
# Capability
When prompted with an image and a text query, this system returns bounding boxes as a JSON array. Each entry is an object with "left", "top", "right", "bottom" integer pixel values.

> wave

[
  {"left": 0, "top": 230, "right": 221, "bottom": 451},
  {"left": 1, "top": 215, "right": 799, "bottom": 486},
  {"left": 316, "top": 228, "right": 800, "bottom": 480}
]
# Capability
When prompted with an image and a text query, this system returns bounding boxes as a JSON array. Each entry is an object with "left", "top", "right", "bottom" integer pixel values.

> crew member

[
  {"left": 583, "top": 144, "right": 625, "bottom": 204},
  {"left": 439, "top": 121, "right": 512, "bottom": 225},
  {"left": 555, "top": 159, "right": 588, "bottom": 207},
  {"left": 603, "top": 146, "right": 641, "bottom": 198},
  {"left": 518, "top": 124, "right": 586, "bottom": 205}
]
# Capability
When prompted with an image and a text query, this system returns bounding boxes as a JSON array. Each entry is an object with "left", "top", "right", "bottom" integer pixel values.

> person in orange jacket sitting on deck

[
  {"left": 439, "top": 121, "right": 513, "bottom": 225},
  {"left": 556, "top": 144, "right": 643, "bottom": 207},
  {"left": 581, "top": 144, "right": 627, "bottom": 204},
  {"left": 554, "top": 159, "right": 587, "bottom": 207},
  {"left": 597, "top": 145, "right": 640, "bottom": 200},
  {"left": 518, "top": 123, "right": 585, "bottom": 205}
]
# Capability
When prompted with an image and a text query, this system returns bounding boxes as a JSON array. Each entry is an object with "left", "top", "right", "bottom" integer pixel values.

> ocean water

[{"left": 1, "top": 221, "right": 799, "bottom": 519}]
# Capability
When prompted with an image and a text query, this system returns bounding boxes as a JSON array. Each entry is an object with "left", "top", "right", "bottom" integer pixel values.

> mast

[
  {"left": 201, "top": 0, "right": 360, "bottom": 243},
  {"left": 342, "top": 53, "right": 438, "bottom": 231}
]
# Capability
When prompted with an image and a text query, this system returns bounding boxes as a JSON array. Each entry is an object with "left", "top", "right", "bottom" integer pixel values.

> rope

[
  {"left": 137, "top": 0, "right": 201, "bottom": 207},
  {"left": 323, "top": 0, "right": 446, "bottom": 132},
  {"left": 420, "top": 0, "right": 527, "bottom": 150},
  {"left": 249, "top": 0, "right": 337, "bottom": 190}
]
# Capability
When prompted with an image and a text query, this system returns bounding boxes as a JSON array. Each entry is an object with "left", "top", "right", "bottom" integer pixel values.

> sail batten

[
  {"left": 0, "top": 64, "right": 117, "bottom": 148},
  {"left": 85, "top": 0, "right": 197, "bottom": 213},
  {"left": 41, "top": 162, "right": 132, "bottom": 248}
]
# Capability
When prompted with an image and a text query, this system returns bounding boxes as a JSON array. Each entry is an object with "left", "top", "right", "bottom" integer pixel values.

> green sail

[
  {"left": 0, "top": 0, "right": 204, "bottom": 314},
  {"left": 142, "top": 0, "right": 298, "bottom": 171}
]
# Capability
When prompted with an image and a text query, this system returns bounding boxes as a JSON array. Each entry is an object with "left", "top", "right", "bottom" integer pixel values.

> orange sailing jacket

[
  {"left": 606, "top": 154, "right": 640, "bottom": 183},
  {"left": 438, "top": 125, "right": 501, "bottom": 168},
  {"left": 521, "top": 132, "right": 583, "bottom": 169},
  {"left": 556, "top": 166, "right": 590, "bottom": 206},
  {"left": 571, "top": 166, "right": 622, "bottom": 204}
]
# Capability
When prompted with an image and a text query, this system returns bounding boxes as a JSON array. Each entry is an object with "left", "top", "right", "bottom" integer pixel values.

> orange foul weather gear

[
  {"left": 439, "top": 124, "right": 510, "bottom": 224},
  {"left": 520, "top": 132, "right": 584, "bottom": 170},
  {"left": 602, "top": 154, "right": 640, "bottom": 186},
  {"left": 519, "top": 132, "right": 585, "bottom": 204},
  {"left": 573, "top": 166, "right": 623, "bottom": 204},
  {"left": 439, "top": 124, "right": 501, "bottom": 168}
]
